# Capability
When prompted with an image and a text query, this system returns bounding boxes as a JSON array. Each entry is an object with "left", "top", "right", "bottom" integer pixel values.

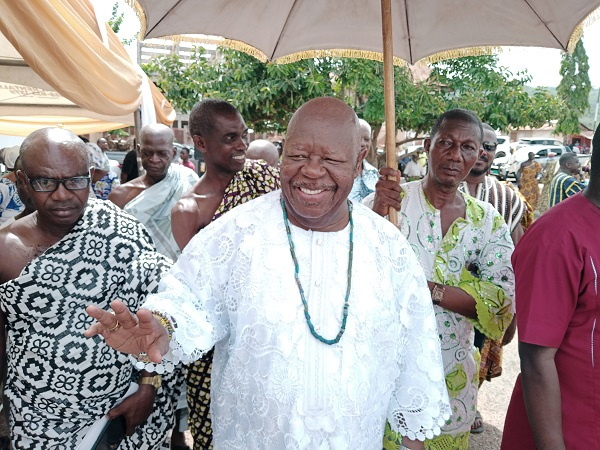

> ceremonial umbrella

[{"left": 127, "top": 0, "right": 600, "bottom": 221}]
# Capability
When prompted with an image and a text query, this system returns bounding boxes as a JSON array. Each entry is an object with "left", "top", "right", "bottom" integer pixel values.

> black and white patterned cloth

[{"left": 0, "top": 199, "right": 183, "bottom": 449}]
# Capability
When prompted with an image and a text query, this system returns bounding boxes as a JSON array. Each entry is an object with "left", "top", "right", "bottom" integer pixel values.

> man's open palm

[{"left": 84, "top": 299, "right": 169, "bottom": 364}]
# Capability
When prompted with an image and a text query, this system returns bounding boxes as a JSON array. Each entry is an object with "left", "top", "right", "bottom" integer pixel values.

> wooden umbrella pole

[{"left": 381, "top": 0, "right": 398, "bottom": 225}]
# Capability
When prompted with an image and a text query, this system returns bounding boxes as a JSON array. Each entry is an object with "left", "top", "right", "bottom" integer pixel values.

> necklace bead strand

[{"left": 281, "top": 196, "right": 353, "bottom": 345}]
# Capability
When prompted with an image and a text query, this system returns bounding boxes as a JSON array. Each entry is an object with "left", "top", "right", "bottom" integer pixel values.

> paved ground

[{"left": 468, "top": 335, "right": 520, "bottom": 449}]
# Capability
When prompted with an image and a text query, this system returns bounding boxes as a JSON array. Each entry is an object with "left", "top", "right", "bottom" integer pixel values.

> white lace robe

[{"left": 144, "top": 191, "right": 450, "bottom": 449}]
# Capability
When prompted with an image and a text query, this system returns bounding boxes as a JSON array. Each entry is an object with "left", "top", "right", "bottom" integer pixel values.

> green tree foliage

[
  {"left": 108, "top": 2, "right": 134, "bottom": 45},
  {"left": 143, "top": 48, "right": 339, "bottom": 133},
  {"left": 432, "top": 56, "right": 562, "bottom": 133},
  {"left": 556, "top": 38, "right": 592, "bottom": 135},
  {"left": 141, "top": 47, "right": 562, "bottom": 142},
  {"left": 108, "top": 3, "right": 124, "bottom": 34}
]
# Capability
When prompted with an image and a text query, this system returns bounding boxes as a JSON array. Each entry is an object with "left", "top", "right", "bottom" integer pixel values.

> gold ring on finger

[{"left": 108, "top": 320, "right": 121, "bottom": 332}]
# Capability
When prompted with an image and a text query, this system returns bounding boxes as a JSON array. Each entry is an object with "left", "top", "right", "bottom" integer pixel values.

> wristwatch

[
  {"left": 431, "top": 283, "right": 445, "bottom": 306},
  {"left": 139, "top": 375, "right": 162, "bottom": 390}
]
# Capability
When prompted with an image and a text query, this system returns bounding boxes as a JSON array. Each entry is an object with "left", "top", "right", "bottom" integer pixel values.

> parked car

[
  {"left": 106, "top": 150, "right": 127, "bottom": 179},
  {"left": 516, "top": 137, "right": 564, "bottom": 150},
  {"left": 491, "top": 144, "right": 568, "bottom": 180},
  {"left": 488, "top": 135, "right": 512, "bottom": 179},
  {"left": 496, "top": 135, "right": 511, "bottom": 154}
]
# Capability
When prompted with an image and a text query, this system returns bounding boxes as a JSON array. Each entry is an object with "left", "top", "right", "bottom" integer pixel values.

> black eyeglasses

[
  {"left": 23, "top": 172, "right": 91, "bottom": 192},
  {"left": 482, "top": 142, "right": 498, "bottom": 152}
]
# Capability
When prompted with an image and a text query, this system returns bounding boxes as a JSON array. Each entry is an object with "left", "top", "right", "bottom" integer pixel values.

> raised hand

[{"left": 84, "top": 299, "right": 170, "bottom": 364}]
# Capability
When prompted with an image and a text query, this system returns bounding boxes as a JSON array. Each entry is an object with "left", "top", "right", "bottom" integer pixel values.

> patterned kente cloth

[
  {"left": 187, "top": 160, "right": 280, "bottom": 449},
  {"left": 0, "top": 200, "right": 184, "bottom": 449},
  {"left": 518, "top": 161, "right": 543, "bottom": 209}
]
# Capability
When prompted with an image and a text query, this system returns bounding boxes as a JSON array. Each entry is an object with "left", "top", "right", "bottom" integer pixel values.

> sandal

[{"left": 470, "top": 410, "right": 484, "bottom": 434}]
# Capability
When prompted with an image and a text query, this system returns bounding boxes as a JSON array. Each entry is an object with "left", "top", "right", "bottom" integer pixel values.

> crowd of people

[{"left": 0, "top": 97, "right": 596, "bottom": 450}]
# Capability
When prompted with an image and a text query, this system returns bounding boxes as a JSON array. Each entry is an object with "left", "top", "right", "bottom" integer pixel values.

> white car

[
  {"left": 496, "top": 135, "right": 511, "bottom": 155},
  {"left": 492, "top": 144, "right": 568, "bottom": 180},
  {"left": 106, "top": 150, "right": 127, "bottom": 179},
  {"left": 516, "top": 137, "right": 563, "bottom": 150}
]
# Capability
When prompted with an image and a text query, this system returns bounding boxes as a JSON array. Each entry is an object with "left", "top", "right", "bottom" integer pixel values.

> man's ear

[
  {"left": 192, "top": 135, "right": 208, "bottom": 156},
  {"left": 354, "top": 147, "right": 368, "bottom": 177},
  {"left": 16, "top": 169, "right": 27, "bottom": 183},
  {"left": 424, "top": 138, "right": 431, "bottom": 153}
]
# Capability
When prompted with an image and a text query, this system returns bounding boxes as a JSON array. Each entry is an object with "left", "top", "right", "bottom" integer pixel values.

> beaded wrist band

[
  {"left": 136, "top": 352, "right": 152, "bottom": 363},
  {"left": 152, "top": 310, "right": 175, "bottom": 341}
]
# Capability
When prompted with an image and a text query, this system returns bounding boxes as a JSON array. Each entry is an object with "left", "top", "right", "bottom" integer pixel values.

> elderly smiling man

[{"left": 86, "top": 97, "right": 450, "bottom": 450}]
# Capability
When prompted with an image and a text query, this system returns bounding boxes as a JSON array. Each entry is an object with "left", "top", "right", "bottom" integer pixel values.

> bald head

[
  {"left": 140, "top": 123, "right": 174, "bottom": 145},
  {"left": 139, "top": 124, "right": 176, "bottom": 181},
  {"left": 286, "top": 97, "right": 360, "bottom": 161},
  {"left": 358, "top": 118, "right": 371, "bottom": 133},
  {"left": 17, "top": 127, "right": 91, "bottom": 229},
  {"left": 358, "top": 118, "right": 372, "bottom": 155},
  {"left": 20, "top": 128, "right": 88, "bottom": 173},
  {"left": 280, "top": 97, "right": 364, "bottom": 232},
  {"left": 247, "top": 140, "right": 279, "bottom": 167}
]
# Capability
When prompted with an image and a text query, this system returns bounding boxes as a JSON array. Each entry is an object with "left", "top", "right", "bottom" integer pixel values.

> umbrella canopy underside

[{"left": 128, "top": 0, "right": 600, "bottom": 65}]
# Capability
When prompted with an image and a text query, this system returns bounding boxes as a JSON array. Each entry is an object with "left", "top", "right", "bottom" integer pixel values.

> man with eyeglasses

[
  {"left": 108, "top": 124, "right": 199, "bottom": 262},
  {"left": 0, "top": 127, "right": 184, "bottom": 448}
]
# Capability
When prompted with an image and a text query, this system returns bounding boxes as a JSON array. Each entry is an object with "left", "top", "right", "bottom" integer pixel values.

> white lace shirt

[{"left": 144, "top": 190, "right": 450, "bottom": 449}]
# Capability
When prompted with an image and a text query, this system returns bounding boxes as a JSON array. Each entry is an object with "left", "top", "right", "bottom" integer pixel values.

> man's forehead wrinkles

[{"left": 290, "top": 142, "right": 306, "bottom": 150}]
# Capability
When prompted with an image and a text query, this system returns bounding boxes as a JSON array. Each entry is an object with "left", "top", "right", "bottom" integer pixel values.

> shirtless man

[
  {"left": 171, "top": 99, "right": 279, "bottom": 249},
  {"left": 170, "top": 99, "right": 279, "bottom": 448},
  {"left": 109, "top": 123, "right": 198, "bottom": 261}
]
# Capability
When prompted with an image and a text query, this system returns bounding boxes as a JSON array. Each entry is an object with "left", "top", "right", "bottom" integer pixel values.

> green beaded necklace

[{"left": 280, "top": 196, "right": 354, "bottom": 345}]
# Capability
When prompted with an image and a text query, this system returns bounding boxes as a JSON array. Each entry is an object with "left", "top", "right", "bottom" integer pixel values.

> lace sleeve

[
  {"left": 387, "top": 244, "right": 451, "bottom": 441},
  {"left": 141, "top": 225, "right": 237, "bottom": 366}
]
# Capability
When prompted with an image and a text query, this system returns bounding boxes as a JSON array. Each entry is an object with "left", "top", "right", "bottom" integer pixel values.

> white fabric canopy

[{"left": 131, "top": 0, "right": 600, "bottom": 65}]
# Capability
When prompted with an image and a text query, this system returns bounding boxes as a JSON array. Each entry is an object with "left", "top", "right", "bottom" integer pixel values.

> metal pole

[{"left": 381, "top": 0, "right": 398, "bottom": 225}]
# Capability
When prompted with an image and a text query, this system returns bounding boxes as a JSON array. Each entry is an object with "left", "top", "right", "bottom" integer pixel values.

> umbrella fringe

[
  {"left": 124, "top": 1, "right": 599, "bottom": 64},
  {"left": 274, "top": 49, "right": 406, "bottom": 66},
  {"left": 568, "top": 6, "right": 600, "bottom": 53},
  {"left": 422, "top": 46, "right": 501, "bottom": 64},
  {"left": 149, "top": 35, "right": 270, "bottom": 62}
]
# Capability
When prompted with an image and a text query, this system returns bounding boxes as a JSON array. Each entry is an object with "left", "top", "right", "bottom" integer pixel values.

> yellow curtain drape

[
  {"left": 0, "top": 116, "right": 132, "bottom": 137},
  {"left": 149, "top": 78, "right": 176, "bottom": 125},
  {"left": 0, "top": 0, "right": 174, "bottom": 125}
]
